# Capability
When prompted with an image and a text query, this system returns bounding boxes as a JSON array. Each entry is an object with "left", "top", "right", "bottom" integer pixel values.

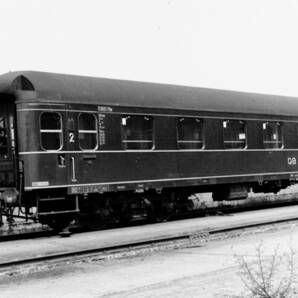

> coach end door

[{"left": 0, "top": 96, "right": 16, "bottom": 188}]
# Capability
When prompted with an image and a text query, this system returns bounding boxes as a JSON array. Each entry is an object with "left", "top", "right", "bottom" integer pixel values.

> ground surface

[
  {"left": 1, "top": 205, "right": 298, "bottom": 264},
  {"left": 1, "top": 220, "right": 298, "bottom": 297}
]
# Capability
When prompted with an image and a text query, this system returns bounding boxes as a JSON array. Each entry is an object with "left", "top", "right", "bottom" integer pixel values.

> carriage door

[
  {"left": 0, "top": 96, "right": 16, "bottom": 188},
  {"left": 65, "top": 112, "right": 78, "bottom": 184},
  {"left": 66, "top": 111, "right": 99, "bottom": 187}
]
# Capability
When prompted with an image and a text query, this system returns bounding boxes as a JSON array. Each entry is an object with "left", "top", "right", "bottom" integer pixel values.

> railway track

[{"left": 0, "top": 204, "right": 298, "bottom": 275}]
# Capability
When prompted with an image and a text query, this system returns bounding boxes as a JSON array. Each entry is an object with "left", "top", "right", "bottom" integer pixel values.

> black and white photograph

[{"left": 1, "top": 0, "right": 298, "bottom": 297}]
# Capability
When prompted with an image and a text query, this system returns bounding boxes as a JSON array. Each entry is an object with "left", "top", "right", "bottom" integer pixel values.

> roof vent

[{"left": 12, "top": 75, "right": 34, "bottom": 91}]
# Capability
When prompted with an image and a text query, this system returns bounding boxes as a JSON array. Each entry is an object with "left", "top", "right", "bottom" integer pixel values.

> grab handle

[{"left": 71, "top": 156, "right": 77, "bottom": 182}]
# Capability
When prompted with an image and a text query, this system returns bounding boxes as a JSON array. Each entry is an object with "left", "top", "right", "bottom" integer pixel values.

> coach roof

[{"left": 0, "top": 70, "right": 298, "bottom": 117}]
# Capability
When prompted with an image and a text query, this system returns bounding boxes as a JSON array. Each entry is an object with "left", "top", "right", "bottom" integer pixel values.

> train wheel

[
  {"left": 152, "top": 200, "right": 175, "bottom": 222},
  {"left": 40, "top": 215, "right": 73, "bottom": 232},
  {"left": 154, "top": 211, "right": 171, "bottom": 222},
  {"left": 47, "top": 220, "right": 70, "bottom": 232}
]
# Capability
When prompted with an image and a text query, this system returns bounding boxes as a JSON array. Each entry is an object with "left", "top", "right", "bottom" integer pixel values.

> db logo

[{"left": 288, "top": 157, "right": 297, "bottom": 165}]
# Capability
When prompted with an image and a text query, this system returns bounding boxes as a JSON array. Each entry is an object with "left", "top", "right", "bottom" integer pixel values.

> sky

[{"left": 1, "top": 0, "right": 298, "bottom": 96}]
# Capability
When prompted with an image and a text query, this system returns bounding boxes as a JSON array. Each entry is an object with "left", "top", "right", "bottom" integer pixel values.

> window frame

[
  {"left": 222, "top": 119, "right": 247, "bottom": 150},
  {"left": 78, "top": 112, "right": 98, "bottom": 151},
  {"left": 40, "top": 112, "right": 63, "bottom": 151},
  {"left": 262, "top": 121, "right": 283, "bottom": 149},
  {"left": 176, "top": 117, "right": 205, "bottom": 150},
  {"left": 121, "top": 114, "right": 155, "bottom": 151}
]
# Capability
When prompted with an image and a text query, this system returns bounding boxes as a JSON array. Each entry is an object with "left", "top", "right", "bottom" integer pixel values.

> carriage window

[
  {"left": 40, "top": 112, "right": 62, "bottom": 150},
  {"left": 121, "top": 115, "right": 154, "bottom": 150},
  {"left": 223, "top": 120, "right": 246, "bottom": 149},
  {"left": 177, "top": 118, "right": 204, "bottom": 149},
  {"left": 78, "top": 113, "right": 98, "bottom": 150},
  {"left": 263, "top": 122, "right": 283, "bottom": 149},
  {"left": 0, "top": 117, "right": 8, "bottom": 158}
]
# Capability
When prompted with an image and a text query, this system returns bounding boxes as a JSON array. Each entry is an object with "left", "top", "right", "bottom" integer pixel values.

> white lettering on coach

[
  {"left": 288, "top": 157, "right": 297, "bottom": 165},
  {"left": 32, "top": 181, "right": 49, "bottom": 187}
]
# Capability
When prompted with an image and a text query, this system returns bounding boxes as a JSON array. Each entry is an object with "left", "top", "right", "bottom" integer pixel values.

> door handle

[{"left": 71, "top": 156, "right": 77, "bottom": 182}]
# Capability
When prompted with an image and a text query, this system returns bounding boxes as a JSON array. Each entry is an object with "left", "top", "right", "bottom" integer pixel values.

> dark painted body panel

[
  {"left": 20, "top": 150, "right": 298, "bottom": 192},
  {"left": 15, "top": 100, "right": 298, "bottom": 194}
]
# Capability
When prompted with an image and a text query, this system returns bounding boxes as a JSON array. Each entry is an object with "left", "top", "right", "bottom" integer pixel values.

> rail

[{"left": 0, "top": 208, "right": 297, "bottom": 270}]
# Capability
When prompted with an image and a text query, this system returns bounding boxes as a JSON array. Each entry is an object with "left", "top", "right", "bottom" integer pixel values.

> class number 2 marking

[{"left": 69, "top": 132, "right": 75, "bottom": 143}]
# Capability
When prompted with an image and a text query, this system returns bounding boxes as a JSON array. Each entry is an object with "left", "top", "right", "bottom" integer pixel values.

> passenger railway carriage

[{"left": 0, "top": 71, "right": 298, "bottom": 229}]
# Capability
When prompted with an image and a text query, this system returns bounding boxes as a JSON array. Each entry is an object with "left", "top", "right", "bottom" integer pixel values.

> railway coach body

[{"left": 0, "top": 71, "right": 298, "bottom": 228}]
